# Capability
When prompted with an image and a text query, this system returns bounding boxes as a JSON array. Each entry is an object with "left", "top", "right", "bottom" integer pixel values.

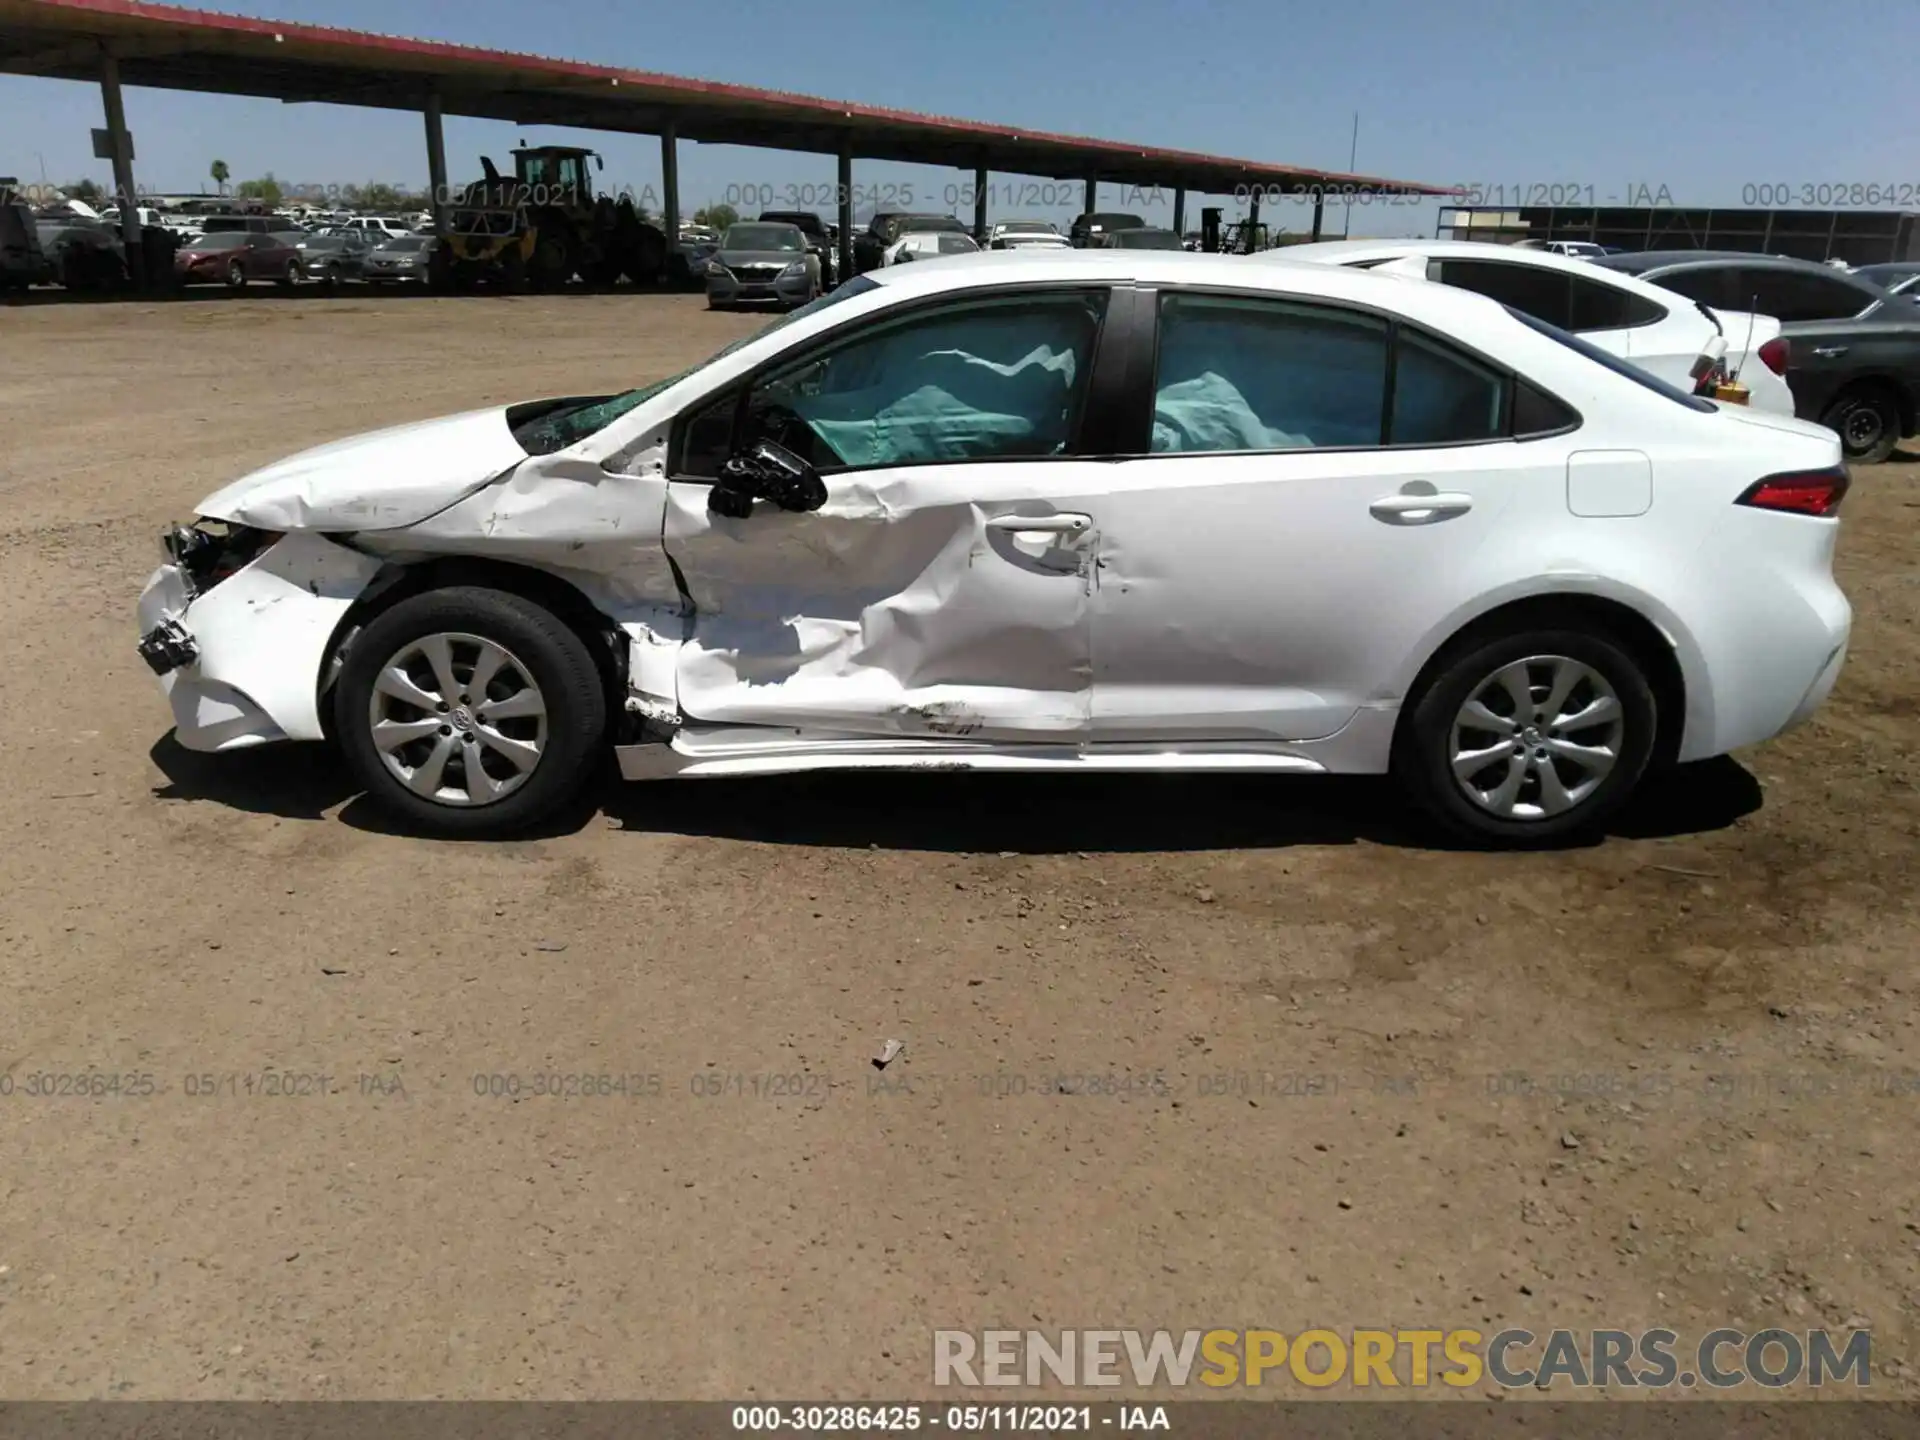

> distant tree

[
  {"left": 360, "top": 182, "right": 408, "bottom": 213},
  {"left": 63, "top": 177, "right": 105, "bottom": 205},
  {"left": 235, "top": 173, "right": 283, "bottom": 208},
  {"left": 209, "top": 158, "right": 230, "bottom": 195},
  {"left": 694, "top": 203, "right": 738, "bottom": 231}
]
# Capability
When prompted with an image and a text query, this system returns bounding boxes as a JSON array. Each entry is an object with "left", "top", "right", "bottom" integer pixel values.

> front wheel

[
  {"left": 1821, "top": 384, "right": 1902, "bottom": 465},
  {"left": 225, "top": 260, "right": 246, "bottom": 289},
  {"left": 334, "top": 587, "right": 608, "bottom": 838},
  {"left": 278, "top": 260, "right": 300, "bottom": 288},
  {"left": 1394, "top": 628, "right": 1657, "bottom": 847}
]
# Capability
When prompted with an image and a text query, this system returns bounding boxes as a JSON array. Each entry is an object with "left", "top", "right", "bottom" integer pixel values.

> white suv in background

[
  {"left": 342, "top": 216, "right": 413, "bottom": 241},
  {"left": 1269, "top": 240, "right": 1795, "bottom": 416}
]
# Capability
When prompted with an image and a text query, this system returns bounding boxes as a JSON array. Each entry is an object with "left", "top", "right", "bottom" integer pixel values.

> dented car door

[{"left": 661, "top": 287, "right": 1117, "bottom": 742}]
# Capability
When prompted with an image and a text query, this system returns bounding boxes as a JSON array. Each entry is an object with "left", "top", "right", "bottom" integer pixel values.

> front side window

[
  {"left": 1151, "top": 293, "right": 1389, "bottom": 451},
  {"left": 677, "top": 289, "right": 1108, "bottom": 477}
]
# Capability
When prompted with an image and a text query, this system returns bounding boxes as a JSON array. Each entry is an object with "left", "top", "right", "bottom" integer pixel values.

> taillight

[
  {"left": 1735, "top": 467, "right": 1849, "bottom": 517},
  {"left": 1758, "top": 337, "right": 1789, "bottom": 376}
]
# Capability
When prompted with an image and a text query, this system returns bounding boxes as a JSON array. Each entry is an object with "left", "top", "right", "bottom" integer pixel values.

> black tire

[
  {"left": 278, "top": 259, "right": 300, "bottom": 289},
  {"left": 334, "top": 587, "right": 608, "bottom": 838},
  {"left": 226, "top": 260, "right": 246, "bottom": 289},
  {"left": 1820, "top": 383, "right": 1902, "bottom": 465},
  {"left": 1393, "top": 626, "right": 1657, "bottom": 848}
]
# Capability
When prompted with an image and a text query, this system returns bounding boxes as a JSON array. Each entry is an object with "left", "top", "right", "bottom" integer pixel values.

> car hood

[
  {"left": 718, "top": 249, "right": 807, "bottom": 266},
  {"left": 196, "top": 406, "right": 527, "bottom": 531}
]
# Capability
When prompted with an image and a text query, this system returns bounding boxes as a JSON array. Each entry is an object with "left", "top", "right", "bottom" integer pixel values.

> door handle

[
  {"left": 1812, "top": 345, "right": 1849, "bottom": 358},
  {"left": 986, "top": 512, "right": 1092, "bottom": 535},
  {"left": 1369, "top": 492, "right": 1473, "bottom": 524}
]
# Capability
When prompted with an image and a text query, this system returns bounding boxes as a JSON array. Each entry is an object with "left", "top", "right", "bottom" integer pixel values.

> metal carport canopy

[{"left": 0, "top": 0, "right": 1445, "bottom": 197}]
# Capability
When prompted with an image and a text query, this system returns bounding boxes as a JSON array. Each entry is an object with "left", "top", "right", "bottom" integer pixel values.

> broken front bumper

[{"left": 135, "top": 531, "right": 384, "bottom": 753}]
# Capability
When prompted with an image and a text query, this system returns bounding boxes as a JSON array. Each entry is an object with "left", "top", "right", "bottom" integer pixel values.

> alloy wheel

[
  {"left": 1448, "top": 655, "right": 1625, "bottom": 821},
  {"left": 366, "top": 632, "right": 548, "bottom": 806}
]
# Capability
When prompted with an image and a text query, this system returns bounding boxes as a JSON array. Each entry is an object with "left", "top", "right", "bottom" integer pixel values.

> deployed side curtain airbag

[
  {"left": 779, "top": 301, "right": 1102, "bottom": 468},
  {"left": 1151, "top": 295, "right": 1390, "bottom": 452}
]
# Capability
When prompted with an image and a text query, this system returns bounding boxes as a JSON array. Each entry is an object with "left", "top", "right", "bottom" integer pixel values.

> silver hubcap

[
  {"left": 1449, "top": 655, "right": 1624, "bottom": 821},
  {"left": 367, "top": 632, "right": 547, "bottom": 807}
]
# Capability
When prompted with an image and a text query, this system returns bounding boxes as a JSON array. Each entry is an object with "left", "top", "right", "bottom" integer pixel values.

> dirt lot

[{"left": 1, "top": 290, "right": 1918, "bottom": 1401}]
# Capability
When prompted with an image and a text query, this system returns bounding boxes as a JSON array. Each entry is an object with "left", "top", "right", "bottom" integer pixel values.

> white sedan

[
  {"left": 1270, "top": 239, "right": 1796, "bottom": 416},
  {"left": 883, "top": 230, "right": 981, "bottom": 265},
  {"left": 136, "top": 251, "right": 1851, "bottom": 845}
]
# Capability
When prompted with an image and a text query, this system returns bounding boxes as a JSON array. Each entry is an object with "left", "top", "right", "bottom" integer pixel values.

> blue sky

[{"left": 5, "top": 0, "right": 1916, "bottom": 236}]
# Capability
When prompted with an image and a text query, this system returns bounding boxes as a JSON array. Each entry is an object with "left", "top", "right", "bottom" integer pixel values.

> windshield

[
  {"left": 1506, "top": 306, "right": 1716, "bottom": 411},
  {"left": 724, "top": 224, "right": 803, "bottom": 252},
  {"left": 996, "top": 221, "right": 1056, "bottom": 235},
  {"left": 187, "top": 232, "right": 248, "bottom": 250},
  {"left": 379, "top": 237, "right": 427, "bottom": 252},
  {"left": 511, "top": 275, "right": 883, "bottom": 452},
  {"left": 301, "top": 236, "right": 345, "bottom": 251},
  {"left": 934, "top": 234, "right": 980, "bottom": 254}
]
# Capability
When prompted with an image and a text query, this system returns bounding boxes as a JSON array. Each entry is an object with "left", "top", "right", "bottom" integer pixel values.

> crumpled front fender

[{"left": 139, "top": 532, "right": 383, "bottom": 751}]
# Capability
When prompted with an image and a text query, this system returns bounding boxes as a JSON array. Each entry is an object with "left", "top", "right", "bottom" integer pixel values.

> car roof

[
  {"left": 1269, "top": 237, "right": 1625, "bottom": 278},
  {"left": 864, "top": 248, "right": 1531, "bottom": 326}
]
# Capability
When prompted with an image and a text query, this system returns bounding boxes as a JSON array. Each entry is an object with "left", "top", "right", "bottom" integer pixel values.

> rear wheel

[
  {"left": 1394, "top": 628, "right": 1656, "bottom": 847},
  {"left": 1821, "top": 383, "right": 1902, "bottom": 465},
  {"left": 225, "top": 260, "right": 246, "bottom": 289},
  {"left": 334, "top": 587, "right": 608, "bottom": 838}
]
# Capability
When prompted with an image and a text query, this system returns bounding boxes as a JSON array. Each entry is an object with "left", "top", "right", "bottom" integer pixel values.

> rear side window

[
  {"left": 1734, "top": 268, "right": 1874, "bottom": 322},
  {"left": 1152, "top": 294, "right": 1389, "bottom": 451},
  {"left": 1505, "top": 306, "right": 1715, "bottom": 412},
  {"left": 1431, "top": 258, "right": 1664, "bottom": 333},
  {"left": 1647, "top": 266, "right": 1737, "bottom": 309},
  {"left": 1389, "top": 329, "right": 1506, "bottom": 445},
  {"left": 1147, "top": 293, "right": 1530, "bottom": 452}
]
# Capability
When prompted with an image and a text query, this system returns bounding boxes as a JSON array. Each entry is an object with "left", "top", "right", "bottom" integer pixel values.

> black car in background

[
  {"left": 853, "top": 212, "right": 970, "bottom": 274},
  {"left": 758, "top": 209, "right": 836, "bottom": 285},
  {"left": 1069, "top": 211, "right": 1145, "bottom": 247},
  {"left": 1599, "top": 250, "right": 1920, "bottom": 462},
  {"left": 1854, "top": 262, "right": 1920, "bottom": 301}
]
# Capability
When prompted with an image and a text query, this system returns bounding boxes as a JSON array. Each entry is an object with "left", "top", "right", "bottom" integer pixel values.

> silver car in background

[
  {"left": 361, "top": 234, "right": 438, "bottom": 284},
  {"left": 706, "top": 222, "right": 820, "bottom": 309}
]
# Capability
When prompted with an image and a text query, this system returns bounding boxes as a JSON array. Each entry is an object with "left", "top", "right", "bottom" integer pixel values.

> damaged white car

[{"left": 138, "top": 251, "right": 1851, "bottom": 844}]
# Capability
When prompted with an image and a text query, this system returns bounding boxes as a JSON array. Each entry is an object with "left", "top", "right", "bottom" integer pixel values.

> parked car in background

[
  {"left": 137, "top": 250, "right": 1852, "bottom": 845},
  {"left": 1069, "top": 212, "right": 1145, "bottom": 247},
  {"left": 292, "top": 231, "right": 375, "bottom": 285},
  {"left": 198, "top": 214, "right": 277, "bottom": 236},
  {"left": 33, "top": 216, "right": 128, "bottom": 291},
  {"left": 706, "top": 222, "right": 819, "bottom": 308},
  {"left": 1277, "top": 240, "right": 1794, "bottom": 416},
  {"left": 173, "top": 230, "right": 303, "bottom": 288},
  {"left": 758, "top": 210, "right": 837, "bottom": 285},
  {"left": 989, "top": 232, "right": 1071, "bottom": 252},
  {"left": 854, "top": 213, "right": 970, "bottom": 273},
  {"left": 883, "top": 230, "right": 982, "bottom": 265},
  {"left": 343, "top": 216, "right": 413, "bottom": 241},
  {"left": 988, "top": 219, "right": 1060, "bottom": 243},
  {"left": 360, "top": 234, "right": 439, "bottom": 284},
  {"left": 1103, "top": 227, "right": 1186, "bottom": 251},
  {"left": 1597, "top": 251, "right": 1920, "bottom": 461},
  {"left": 1, "top": 188, "right": 54, "bottom": 288},
  {"left": 1516, "top": 239, "right": 1610, "bottom": 259}
]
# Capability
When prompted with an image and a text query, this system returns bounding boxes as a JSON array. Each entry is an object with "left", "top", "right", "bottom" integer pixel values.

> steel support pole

[
  {"left": 1083, "top": 175, "right": 1097, "bottom": 215},
  {"left": 837, "top": 141, "right": 854, "bottom": 281},
  {"left": 661, "top": 120, "right": 680, "bottom": 254},
  {"left": 98, "top": 43, "right": 142, "bottom": 287},
  {"left": 1311, "top": 193, "right": 1324, "bottom": 241},
  {"left": 424, "top": 90, "right": 449, "bottom": 239},
  {"left": 973, "top": 165, "right": 987, "bottom": 240},
  {"left": 1246, "top": 192, "right": 1261, "bottom": 252},
  {"left": 1172, "top": 187, "right": 1186, "bottom": 239}
]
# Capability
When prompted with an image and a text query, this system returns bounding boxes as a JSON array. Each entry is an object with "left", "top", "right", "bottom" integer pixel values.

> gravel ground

[{"left": 1, "top": 290, "right": 1917, "bottom": 1401}]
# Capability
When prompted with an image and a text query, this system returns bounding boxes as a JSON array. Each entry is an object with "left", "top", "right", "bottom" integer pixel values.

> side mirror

[{"left": 709, "top": 439, "right": 827, "bottom": 518}]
